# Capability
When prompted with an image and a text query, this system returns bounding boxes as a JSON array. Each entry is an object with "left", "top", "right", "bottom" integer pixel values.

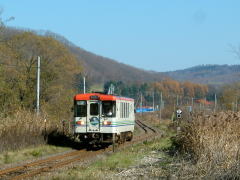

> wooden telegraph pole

[{"left": 36, "top": 56, "right": 40, "bottom": 115}]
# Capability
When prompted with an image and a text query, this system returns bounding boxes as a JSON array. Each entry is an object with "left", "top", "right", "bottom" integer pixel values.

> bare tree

[
  {"left": 229, "top": 44, "right": 240, "bottom": 60},
  {"left": 0, "top": 8, "right": 14, "bottom": 41}
]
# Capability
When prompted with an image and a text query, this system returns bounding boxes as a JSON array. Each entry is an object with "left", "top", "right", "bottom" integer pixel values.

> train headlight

[
  {"left": 76, "top": 120, "right": 85, "bottom": 125},
  {"left": 103, "top": 121, "right": 112, "bottom": 125}
]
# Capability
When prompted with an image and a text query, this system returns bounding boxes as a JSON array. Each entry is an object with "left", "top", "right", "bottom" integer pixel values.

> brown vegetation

[
  {"left": 0, "top": 110, "right": 54, "bottom": 152},
  {"left": 152, "top": 78, "right": 208, "bottom": 98},
  {"left": 220, "top": 82, "right": 240, "bottom": 110},
  {"left": 0, "top": 29, "right": 81, "bottom": 151},
  {"left": 174, "top": 111, "right": 240, "bottom": 178}
]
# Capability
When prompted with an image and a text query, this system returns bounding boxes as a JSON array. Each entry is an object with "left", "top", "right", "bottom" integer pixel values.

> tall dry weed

[
  {"left": 0, "top": 110, "right": 64, "bottom": 152},
  {"left": 175, "top": 111, "right": 240, "bottom": 178}
]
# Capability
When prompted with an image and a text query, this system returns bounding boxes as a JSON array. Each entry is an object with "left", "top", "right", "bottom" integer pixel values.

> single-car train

[{"left": 73, "top": 93, "right": 135, "bottom": 144}]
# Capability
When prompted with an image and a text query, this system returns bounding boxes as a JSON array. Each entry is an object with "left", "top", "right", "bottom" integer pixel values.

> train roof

[{"left": 74, "top": 93, "right": 134, "bottom": 102}]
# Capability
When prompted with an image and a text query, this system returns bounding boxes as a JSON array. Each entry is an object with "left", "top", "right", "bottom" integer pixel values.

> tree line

[
  {"left": 0, "top": 29, "right": 82, "bottom": 120},
  {"left": 104, "top": 79, "right": 209, "bottom": 107}
]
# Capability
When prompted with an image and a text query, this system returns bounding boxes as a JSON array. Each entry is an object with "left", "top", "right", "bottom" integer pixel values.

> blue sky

[{"left": 1, "top": 0, "right": 240, "bottom": 72}]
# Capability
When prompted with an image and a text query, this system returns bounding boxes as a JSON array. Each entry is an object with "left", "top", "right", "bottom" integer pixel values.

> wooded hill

[
  {"left": 0, "top": 27, "right": 211, "bottom": 114},
  {"left": 164, "top": 65, "right": 240, "bottom": 85},
  {"left": 0, "top": 27, "right": 81, "bottom": 118},
  {"left": 48, "top": 32, "right": 240, "bottom": 86},
  {"left": 69, "top": 46, "right": 166, "bottom": 83},
  {"left": 46, "top": 31, "right": 166, "bottom": 84}
]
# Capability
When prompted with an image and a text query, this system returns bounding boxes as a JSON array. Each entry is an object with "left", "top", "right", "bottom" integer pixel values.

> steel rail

[
  {"left": 136, "top": 120, "right": 157, "bottom": 133},
  {"left": 135, "top": 120, "right": 148, "bottom": 133},
  {"left": 0, "top": 149, "right": 86, "bottom": 176},
  {"left": 11, "top": 149, "right": 107, "bottom": 180}
]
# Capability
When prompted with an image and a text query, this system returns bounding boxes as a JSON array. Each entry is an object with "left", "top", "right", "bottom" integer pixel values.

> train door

[{"left": 87, "top": 101, "right": 101, "bottom": 132}]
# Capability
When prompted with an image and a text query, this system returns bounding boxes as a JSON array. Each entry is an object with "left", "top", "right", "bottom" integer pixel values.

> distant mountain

[
  {"left": 68, "top": 46, "right": 167, "bottom": 83},
  {"left": 43, "top": 31, "right": 166, "bottom": 84},
  {"left": 47, "top": 32, "right": 240, "bottom": 85},
  {"left": 4, "top": 28, "right": 239, "bottom": 86},
  {"left": 43, "top": 32, "right": 240, "bottom": 85},
  {"left": 164, "top": 65, "right": 240, "bottom": 85}
]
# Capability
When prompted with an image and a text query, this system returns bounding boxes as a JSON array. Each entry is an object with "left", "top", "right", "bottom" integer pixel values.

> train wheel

[
  {"left": 126, "top": 131, "right": 133, "bottom": 141},
  {"left": 121, "top": 132, "right": 127, "bottom": 144}
]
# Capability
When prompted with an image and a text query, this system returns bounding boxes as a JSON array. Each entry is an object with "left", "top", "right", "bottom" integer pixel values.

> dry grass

[
  {"left": 136, "top": 110, "right": 172, "bottom": 124},
  {"left": 0, "top": 110, "right": 66, "bottom": 153},
  {"left": 0, "top": 145, "right": 71, "bottom": 165},
  {"left": 174, "top": 111, "right": 240, "bottom": 178}
]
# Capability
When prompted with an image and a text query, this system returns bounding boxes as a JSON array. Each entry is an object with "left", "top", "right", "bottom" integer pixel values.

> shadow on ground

[
  {"left": 46, "top": 130, "right": 82, "bottom": 150},
  {"left": 46, "top": 130, "right": 110, "bottom": 151}
]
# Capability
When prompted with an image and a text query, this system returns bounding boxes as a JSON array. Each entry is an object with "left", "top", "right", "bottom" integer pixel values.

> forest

[{"left": 0, "top": 29, "right": 81, "bottom": 119}]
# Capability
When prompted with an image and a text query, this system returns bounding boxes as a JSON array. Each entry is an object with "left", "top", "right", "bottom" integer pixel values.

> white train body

[{"left": 73, "top": 93, "right": 135, "bottom": 143}]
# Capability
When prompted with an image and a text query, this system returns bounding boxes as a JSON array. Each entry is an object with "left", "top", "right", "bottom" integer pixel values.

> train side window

[
  {"left": 126, "top": 103, "right": 128, "bottom": 118},
  {"left": 123, "top": 103, "right": 125, "bottom": 118},
  {"left": 127, "top": 103, "right": 129, "bottom": 118},
  {"left": 122, "top": 103, "right": 124, "bottom": 118},
  {"left": 124, "top": 103, "right": 126, "bottom": 118},
  {"left": 102, "top": 101, "right": 116, "bottom": 117},
  {"left": 123, "top": 103, "right": 124, "bottom": 118},
  {"left": 120, "top": 103, "right": 122, "bottom": 118},
  {"left": 125, "top": 103, "right": 127, "bottom": 118}
]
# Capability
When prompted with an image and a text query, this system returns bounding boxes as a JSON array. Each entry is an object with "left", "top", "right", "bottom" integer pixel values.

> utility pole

[
  {"left": 159, "top": 92, "right": 162, "bottom": 122},
  {"left": 214, "top": 94, "right": 217, "bottom": 113},
  {"left": 36, "top": 56, "right": 40, "bottom": 115},
  {"left": 191, "top": 97, "right": 194, "bottom": 112},
  {"left": 152, "top": 91, "right": 155, "bottom": 111},
  {"left": 83, "top": 76, "right": 86, "bottom": 94},
  {"left": 140, "top": 93, "right": 143, "bottom": 116},
  {"left": 203, "top": 97, "right": 206, "bottom": 111},
  {"left": 232, "top": 102, "right": 235, "bottom": 112},
  {"left": 177, "top": 95, "right": 179, "bottom": 106},
  {"left": 236, "top": 97, "right": 238, "bottom": 112}
]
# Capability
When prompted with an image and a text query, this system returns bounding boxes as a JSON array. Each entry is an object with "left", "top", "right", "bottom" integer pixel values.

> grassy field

[{"left": 0, "top": 145, "right": 72, "bottom": 166}]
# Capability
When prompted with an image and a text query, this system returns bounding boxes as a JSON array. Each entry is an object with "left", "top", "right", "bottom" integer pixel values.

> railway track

[
  {"left": 135, "top": 120, "right": 157, "bottom": 133},
  {"left": 0, "top": 120, "right": 159, "bottom": 180}
]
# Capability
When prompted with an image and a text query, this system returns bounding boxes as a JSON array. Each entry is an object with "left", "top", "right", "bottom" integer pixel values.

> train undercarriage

[{"left": 76, "top": 131, "right": 133, "bottom": 145}]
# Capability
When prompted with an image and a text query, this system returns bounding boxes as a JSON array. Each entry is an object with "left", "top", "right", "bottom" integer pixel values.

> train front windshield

[
  {"left": 74, "top": 100, "right": 87, "bottom": 117},
  {"left": 74, "top": 100, "right": 116, "bottom": 117},
  {"left": 102, "top": 101, "right": 116, "bottom": 117}
]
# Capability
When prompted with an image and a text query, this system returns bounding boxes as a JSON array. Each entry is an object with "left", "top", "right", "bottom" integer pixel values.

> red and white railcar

[{"left": 73, "top": 93, "right": 135, "bottom": 144}]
